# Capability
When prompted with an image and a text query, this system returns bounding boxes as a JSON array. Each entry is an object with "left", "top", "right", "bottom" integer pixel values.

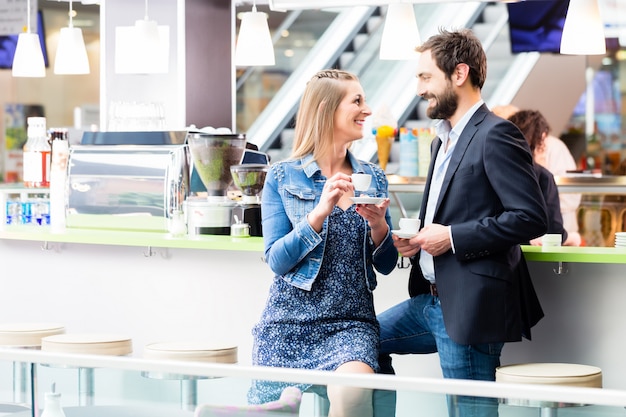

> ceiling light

[
  {"left": 115, "top": 0, "right": 170, "bottom": 74},
  {"left": 560, "top": 0, "right": 606, "bottom": 55},
  {"left": 235, "top": 2, "right": 275, "bottom": 66},
  {"left": 54, "top": 0, "right": 90, "bottom": 74},
  {"left": 12, "top": 0, "right": 46, "bottom": 77},
  {"left": 379, "top": 3, "right": 421, "bottom": 60}
]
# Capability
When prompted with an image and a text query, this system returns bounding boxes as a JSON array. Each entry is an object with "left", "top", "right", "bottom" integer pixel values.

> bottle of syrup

[{"left": 23, "top": 117, "right": 51, "bottom": 188}]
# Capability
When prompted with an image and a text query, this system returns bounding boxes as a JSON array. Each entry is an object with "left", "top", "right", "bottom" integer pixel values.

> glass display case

[
  {"left": 1, "top": 349, "right": 625, "bottom": 417},
  {"left": 388, "top": 174, "right": 626, "bottom": 247}
]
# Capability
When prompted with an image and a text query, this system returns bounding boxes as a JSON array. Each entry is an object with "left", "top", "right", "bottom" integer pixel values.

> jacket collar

[{"left": 300, "top": 150, "right": 366, "bottom": 178}]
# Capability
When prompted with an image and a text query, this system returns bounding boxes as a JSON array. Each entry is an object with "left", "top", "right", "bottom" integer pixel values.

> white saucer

[
  {"left": 391, "top": 230, "right": 417, "bottom": 239},
  {"left": 350, "top": 196, "right": 385, "bottom": 205}
]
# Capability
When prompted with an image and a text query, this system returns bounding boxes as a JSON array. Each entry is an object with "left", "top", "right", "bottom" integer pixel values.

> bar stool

[
  {"left": 496, "top": 362, "right": 602, "bottom": 417},
  {"left": 0, "top": 323, "right": 65, "bottom": 406},
  {"left": 143, "top": 341, "right": 238, "bottom": 411},
  {"left": 41, "top": 333, "right": 133, "bottom": 406}
]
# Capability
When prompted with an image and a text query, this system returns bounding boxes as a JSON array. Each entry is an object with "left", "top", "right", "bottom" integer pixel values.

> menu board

[{"left": 0, "top": 0, "right": 37, "bottom": 36}]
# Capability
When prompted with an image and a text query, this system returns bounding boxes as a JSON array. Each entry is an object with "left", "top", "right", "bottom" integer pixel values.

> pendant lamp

[
  {"left": 54, "top": 0, "right": 90, "bottom": 74},
  {"left": 235, "top": 1, "right": 275, "bottom": 67},
  {"left": 560, "top": 0, "right": 606, "bottom": 55},
  {"left": 12, "top": 0, "right": 46, "bottom": 78},
  {"left": 115, "top": 0, "right": 169, "bottom": 74},
  {"left": 379, "top": 3, "right": 420, "bottom": 60}
]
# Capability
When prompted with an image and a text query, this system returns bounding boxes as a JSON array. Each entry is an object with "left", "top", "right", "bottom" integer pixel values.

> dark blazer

[{"left": 409, "top": 104, "right": 547, "bottom": 345}]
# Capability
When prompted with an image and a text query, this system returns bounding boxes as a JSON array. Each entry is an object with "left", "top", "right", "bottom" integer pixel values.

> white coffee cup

[
  {"left": 541, "top": 234, "right": 562, "bottom": 251},
  {"left": 351, "top": 173, "right": 372, "bottom": 192},
  {"left": 399, "top": 218, "right": 420, "bottom": 234}
]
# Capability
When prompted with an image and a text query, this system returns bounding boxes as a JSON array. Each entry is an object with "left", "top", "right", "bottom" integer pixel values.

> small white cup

[
  {"left": 351, "top": 173, "right": 372, "bottom": 192},
  {"left": 541, "top": 234, "right": 562, "bottom": 251},
  {"left": 399, "top": 218, "right": 420, "bottom": 234}
]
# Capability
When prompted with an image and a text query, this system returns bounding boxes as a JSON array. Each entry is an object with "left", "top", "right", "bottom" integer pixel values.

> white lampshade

[
  {"left": 115, "top": 20, "right": 170, "bottom": 74},
  {"left": 235, "top": 8, "right": 275, "bottom": 67},
  {"left": 379, "top": 3, "right": 421, "bottom": 60},
  {"left": 560, "top": 0, "right": 606, "bottom": 55},
  {"left": 135, "top": 18, "right": 161, "bottom": 52},
  {"left": 12, "top": 32, "right": 46, "bottom": 78},
  {"left": 54, "top": 27, "right": 90, "bottom": 74}
]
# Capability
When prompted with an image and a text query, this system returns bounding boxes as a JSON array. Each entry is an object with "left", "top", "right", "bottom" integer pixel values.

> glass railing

[{"left": 1, "top": 349, "right": 626, "bottom": 417}]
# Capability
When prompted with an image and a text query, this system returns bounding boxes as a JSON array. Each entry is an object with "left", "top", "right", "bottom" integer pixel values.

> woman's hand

[
  {"left": 355, "top": 199, "right": 390, "bottom": 246},
  {"left": 307, "top": 173, "right": 354, "bottom": 232}
]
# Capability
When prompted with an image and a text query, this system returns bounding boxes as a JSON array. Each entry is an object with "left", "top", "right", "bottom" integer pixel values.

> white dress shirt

[{"left": 419, "top": 100, "right": 484, "bottom": 283}]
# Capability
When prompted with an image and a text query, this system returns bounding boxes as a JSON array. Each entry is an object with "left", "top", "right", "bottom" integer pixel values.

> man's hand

[{"left": 415, "top": 223, "right": 452, "bottom": 256}]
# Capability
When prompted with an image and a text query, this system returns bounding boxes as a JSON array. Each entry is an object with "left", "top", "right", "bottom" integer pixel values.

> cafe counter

[
  {"left": 2, "top": 225, "right": 626, "bottom": 262},
  {"left": 2, "top": 175, "right": 626, "bottom": 392},
  {"left": 2, "top": 223, "right": 626, "bottom": 391}
]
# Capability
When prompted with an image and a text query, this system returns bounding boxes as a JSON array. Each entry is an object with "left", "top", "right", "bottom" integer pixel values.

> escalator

[{"left": 236, "top": 2, "right": 547, "bottom": 165}]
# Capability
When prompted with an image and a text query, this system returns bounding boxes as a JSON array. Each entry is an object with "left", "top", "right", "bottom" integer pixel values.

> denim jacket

[{"left": 261, "top": 151, "right": 398, "bottom": 291}]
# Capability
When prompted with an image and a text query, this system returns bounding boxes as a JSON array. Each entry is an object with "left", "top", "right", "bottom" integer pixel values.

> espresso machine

[
  {"left": 230, "top": 164, "right": 269, "bottom": 237},
  {"left": 186, "top": 132, "right": 247, "bottom": 235}
]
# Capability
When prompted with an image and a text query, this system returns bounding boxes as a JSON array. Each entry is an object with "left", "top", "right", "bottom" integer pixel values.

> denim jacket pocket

[{"left": 284, "top": 185, "right": 317, "bottom": 224}]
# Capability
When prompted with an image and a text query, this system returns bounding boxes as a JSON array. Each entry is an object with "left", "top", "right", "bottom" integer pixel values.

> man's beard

[{"left": 426, "top": 84, "right": 458, "bottom": 120}]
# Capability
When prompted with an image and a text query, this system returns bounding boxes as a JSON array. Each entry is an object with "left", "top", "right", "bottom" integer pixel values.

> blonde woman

[{"left": 249, "top": 69, "right": 397, "bottom": 417}]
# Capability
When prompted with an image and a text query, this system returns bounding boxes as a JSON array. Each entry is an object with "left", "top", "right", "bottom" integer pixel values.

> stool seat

[
  {"left": 40, "top": 333, "right": 133, "bottom": 407},
  {"left": 0, "top": 323, "right": 66, "bottom": 406},
  {"left": 0, "top": 323, "right": 65, "bottom": 347},
  {"left": 42, "top": 333, "right": 133, "bottom": 356},
  {"left": 143, "top": 341, "right": 237, "bottom": 412},
  {"left": 496, "top": 363, "right": 602, "bottom": 388},
  {"left": 496, "top": 363, "right": 602, "bottom": 417},
  {"left": 144, "top": 342, "right": 237, "bottom": 364}
]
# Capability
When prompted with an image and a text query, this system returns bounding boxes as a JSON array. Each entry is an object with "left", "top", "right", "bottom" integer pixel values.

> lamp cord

[
  {"left": 26, "top": 0, "right": 31, "bottom": 33},
  {"left": 69, "top": 0, "right": 74, "bottom": 29}
]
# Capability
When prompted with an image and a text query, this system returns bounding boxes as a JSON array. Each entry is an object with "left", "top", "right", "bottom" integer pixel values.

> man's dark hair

[{"left": 417, "top": 28, "right": 487, "bottom": 89}]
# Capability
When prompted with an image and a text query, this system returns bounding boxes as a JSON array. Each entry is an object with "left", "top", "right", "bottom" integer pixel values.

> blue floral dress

[{"left": 248, "top": 205, "right": 380, "bottom": 404}]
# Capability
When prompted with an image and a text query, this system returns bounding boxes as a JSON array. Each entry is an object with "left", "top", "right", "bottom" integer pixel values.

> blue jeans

[{"left": 378, "top": 294, "right": 504, "bottom": 417}]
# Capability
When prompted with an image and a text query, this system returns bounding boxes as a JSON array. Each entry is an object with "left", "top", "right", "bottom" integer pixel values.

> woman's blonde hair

[{"left": 291, "top": 69, "right": 360, "bottom": 160}]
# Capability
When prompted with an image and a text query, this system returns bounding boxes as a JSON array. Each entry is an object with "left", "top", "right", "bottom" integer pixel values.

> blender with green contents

[{"left": 229, "top": 164, "right": 269, "bottom": 237}]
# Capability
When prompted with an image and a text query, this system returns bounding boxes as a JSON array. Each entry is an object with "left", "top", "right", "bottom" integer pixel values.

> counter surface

[
  {"left": 0, "top": 225, "right": 265, "bottom": 252},
  {"left": 2, "top": 225, "right": 626, "bottom": 263}
]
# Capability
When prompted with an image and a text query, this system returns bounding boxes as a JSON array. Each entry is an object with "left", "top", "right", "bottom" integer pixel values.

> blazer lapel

[{"left": 435, "top": 106, "right": 489, "bottom": 213}]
